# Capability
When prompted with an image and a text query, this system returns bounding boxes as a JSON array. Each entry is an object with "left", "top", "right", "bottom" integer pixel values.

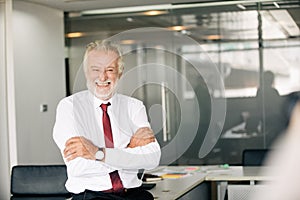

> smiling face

[{"left": 85, "top": 49, "right": 121, "bottom": 100}]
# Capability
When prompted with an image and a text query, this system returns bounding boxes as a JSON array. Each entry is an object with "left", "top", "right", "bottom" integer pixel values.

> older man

[{"left": 53, "top": 40, "right": 161, "bottom": 200}]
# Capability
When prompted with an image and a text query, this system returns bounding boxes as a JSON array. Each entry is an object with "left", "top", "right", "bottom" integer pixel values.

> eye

[
  {"left": 106, "top": 67, "right": 116, "bottom": 73},
  {"left": 91, "top": 68, "right": 99, "bottom": 72}
]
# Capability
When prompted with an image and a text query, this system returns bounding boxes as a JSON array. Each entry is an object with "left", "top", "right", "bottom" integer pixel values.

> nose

[{"left": 98, "top": 69, "right": 107, "bottom": 81}]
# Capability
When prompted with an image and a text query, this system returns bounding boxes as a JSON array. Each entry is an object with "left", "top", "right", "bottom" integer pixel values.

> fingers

[
  {"left": 128, "top": 137, "right": 155, "bottom": 148},
  {"left": 65, "top": 136, "right": 81, "bottom": 146},
  {"left": 128, "top": 127, "right": 156, "bottom": 148},
  {"left": 63, "top": 143, "right": 77, "bottom": 158},
  {"left": 64, "top": 137, "right": 80, "bottom": 159},
  {"left": 64, "top": 136, "right": 98, "bottom": 161},
  {"left": 133, "top": 127, "right": 155, "bottom": 139}
]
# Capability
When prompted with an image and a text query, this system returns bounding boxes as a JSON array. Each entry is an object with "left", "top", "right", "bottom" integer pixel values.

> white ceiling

[
  {"left": 16, "top": 0, "right": 300, "bottom": 39},
  {"left": 17, "top": 0, "right": 211, "bottom": 12}
]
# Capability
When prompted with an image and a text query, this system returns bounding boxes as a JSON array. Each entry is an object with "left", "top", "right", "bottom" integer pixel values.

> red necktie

[{"left": 100, "top": 103, "right": 124, "bottom": 193}]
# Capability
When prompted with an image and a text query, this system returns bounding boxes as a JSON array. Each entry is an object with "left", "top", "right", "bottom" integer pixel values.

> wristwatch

[{"left": 95, "top": 148, "right": 105, "bottom": 161}]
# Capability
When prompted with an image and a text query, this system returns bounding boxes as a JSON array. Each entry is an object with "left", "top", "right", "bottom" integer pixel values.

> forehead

[{"left": 87, "top": 50, "right": 119, "bottom": 67}]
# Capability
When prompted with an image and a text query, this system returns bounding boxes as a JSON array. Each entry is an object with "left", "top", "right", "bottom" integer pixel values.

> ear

[
  {"left": 118, "top": 65, "right": 124, "bottom": 79},
  {"left": 118, "top": 72, "right": 123, "bottom": 79}
]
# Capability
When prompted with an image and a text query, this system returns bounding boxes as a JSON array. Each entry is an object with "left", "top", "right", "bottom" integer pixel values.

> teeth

[
  {"left": 95, "top": 80, "right": 111, "bottom": 86},
  {"left": 96, "top": 82, "right": 110, "bottom": 86}
]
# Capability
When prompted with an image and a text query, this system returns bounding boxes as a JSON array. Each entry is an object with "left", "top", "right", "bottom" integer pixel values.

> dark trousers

[{"left": 72, "top": 188, "right": 154, "bottom": 200}]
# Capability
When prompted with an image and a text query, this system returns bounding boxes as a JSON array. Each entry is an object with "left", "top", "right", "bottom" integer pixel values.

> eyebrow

[{"left": 90, "top": 65, "right": 117, "bottom": 69}]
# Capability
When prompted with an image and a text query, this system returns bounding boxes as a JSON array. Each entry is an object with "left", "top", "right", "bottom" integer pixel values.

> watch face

[{"left": 96, "top": 150, "right": 104, "bottom": 160}]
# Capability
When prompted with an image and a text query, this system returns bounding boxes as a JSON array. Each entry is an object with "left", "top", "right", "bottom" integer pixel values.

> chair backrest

[
  {"left": 242, "top": 149, "right": 269, "bottom": 166},
  {"left": 11, "top": 165, "right": 71, "bottom": 199}
]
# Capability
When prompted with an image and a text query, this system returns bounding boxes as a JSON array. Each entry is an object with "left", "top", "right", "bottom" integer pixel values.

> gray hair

[{"left": 83, "top": 40, "right": 124, "bottom": 74}]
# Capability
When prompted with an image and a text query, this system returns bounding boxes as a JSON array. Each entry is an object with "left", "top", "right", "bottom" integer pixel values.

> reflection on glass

[{"left": 65, "top": 4, "right": 300, "bottom": 165}]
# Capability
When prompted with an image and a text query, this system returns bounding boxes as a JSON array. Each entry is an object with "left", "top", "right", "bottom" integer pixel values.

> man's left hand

[{"left": 127, "top": 127, "right": 155, "bottom": 148}]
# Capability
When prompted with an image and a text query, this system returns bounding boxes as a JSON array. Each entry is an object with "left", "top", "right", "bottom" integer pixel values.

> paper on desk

[
  {"left": 161, "top": 173, "right": 190, "bottom": 179},
  {"left": 149, "top": 167, "right": 192, "bottom": 179}
]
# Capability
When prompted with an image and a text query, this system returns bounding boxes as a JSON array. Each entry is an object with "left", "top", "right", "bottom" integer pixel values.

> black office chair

[
  {"left": 11, "top": 165, "right": 71, "bottom": 200},
  {"left": 242, "top": 149, "right": 269, "bottom": 166}
]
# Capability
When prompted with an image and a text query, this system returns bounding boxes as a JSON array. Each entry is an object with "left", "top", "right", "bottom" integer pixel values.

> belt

[{"left": 102, "top": 188, "right": 127, "bottom": 194}]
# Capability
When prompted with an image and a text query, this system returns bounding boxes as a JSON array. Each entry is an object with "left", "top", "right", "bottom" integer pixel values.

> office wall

[
  {"left": 13, "top": 1, "right": 65, "bottom": 164},
  {"left": 0, "top": 1, "right": 12, "bottom": 199}
]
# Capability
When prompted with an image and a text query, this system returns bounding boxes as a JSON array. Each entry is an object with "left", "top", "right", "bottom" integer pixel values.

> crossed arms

[
  {"left": 53, "top": 95, "right": 161, "bottom": 170},
  {"left": 63, "top": 127, "right": 156, "bottom": 162}
]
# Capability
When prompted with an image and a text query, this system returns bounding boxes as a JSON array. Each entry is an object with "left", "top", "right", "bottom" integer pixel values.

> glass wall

[{"left": 65, "top": 1, "right": 300, "bottom": 165}]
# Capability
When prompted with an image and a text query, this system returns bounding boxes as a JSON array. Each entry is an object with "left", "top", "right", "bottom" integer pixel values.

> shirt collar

[{"left": 90, "top": 91, "right": 116, "bottom": 109}]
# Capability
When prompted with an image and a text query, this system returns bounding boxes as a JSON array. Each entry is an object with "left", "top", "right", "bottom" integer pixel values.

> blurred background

[
  {"left": 1, "top": 0, "right": 300, "bottom": 178},
  {"left": 62, "top": 0, "right": 300, "bottom": 165}
]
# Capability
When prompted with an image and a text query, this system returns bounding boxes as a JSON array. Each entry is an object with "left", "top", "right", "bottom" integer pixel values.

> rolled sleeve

[{"left": 105, "top": 141, "right": 161, "bottom": 170}]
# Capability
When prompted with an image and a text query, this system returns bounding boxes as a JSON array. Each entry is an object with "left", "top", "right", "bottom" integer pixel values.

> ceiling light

[
  {"left": 66, "top": 32, "right": 84, "bottom": 38},
  {"left": 68, "top": 12, "right": 81, "bottom": 18},
  {"left": 82, "top": 4, "right": 171, "bottom": 15},
  {"left": 121, "top": 40, "right": 135, "bottom": 45},
  {"left": 168, "top": 26, "right": 187, "bottom": 31},
  {"left": 273, "top": 2, "right": 280, "bottom": 8},
  {"left": 206, "top": 35, "right": 222, "bottom": 40},
  {"left": 237, "top": 4, "right": 246, "bottom": 10},
  {"left": 143, "top": 10, "right": 168, "bottom": 16}
]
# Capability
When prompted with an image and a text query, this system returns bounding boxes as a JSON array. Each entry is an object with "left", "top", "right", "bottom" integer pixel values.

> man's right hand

[
  {"left": 127, "top": 127, "right": 155, "bottom": 148},
  {"left": 64, "top": 136, "right": 98, "bottom": 161}
]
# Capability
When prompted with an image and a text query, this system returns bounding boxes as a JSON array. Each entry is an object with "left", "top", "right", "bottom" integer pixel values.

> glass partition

[{"left": 65, "top": 1, "right": 300, "bottom": 165}]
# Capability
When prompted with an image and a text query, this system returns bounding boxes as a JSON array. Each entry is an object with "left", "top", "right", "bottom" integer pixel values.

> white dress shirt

[{"left": 53, "top": 90, "right": 161, "bottom": 194}]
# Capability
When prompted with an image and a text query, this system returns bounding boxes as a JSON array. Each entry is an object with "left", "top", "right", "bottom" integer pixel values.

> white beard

[{"left": 86, "top": 78, "right": 118, "bottom": 100}]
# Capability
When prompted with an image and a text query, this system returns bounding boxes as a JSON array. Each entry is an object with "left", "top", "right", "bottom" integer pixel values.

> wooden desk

[
  {"left": 148, "top": 166, "right": 206, "bottom": 200},
  {"left": 148, "top": 166, "right": 271, "bottom": 200},
  {"left": 149, "top": 172, "right": 206, "bottom": 199}
]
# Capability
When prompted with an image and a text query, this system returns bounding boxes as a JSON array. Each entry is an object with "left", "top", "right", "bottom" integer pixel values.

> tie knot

[{"left": 100, "top": 102, "right": 111, "bottom": 112}]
